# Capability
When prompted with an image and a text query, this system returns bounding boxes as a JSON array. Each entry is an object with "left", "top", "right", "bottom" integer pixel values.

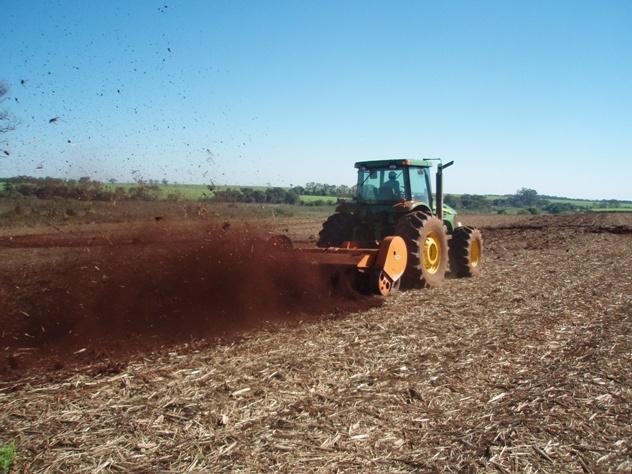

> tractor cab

[{"left": 355, "top": 159, "right": 432, "bottom": 206}]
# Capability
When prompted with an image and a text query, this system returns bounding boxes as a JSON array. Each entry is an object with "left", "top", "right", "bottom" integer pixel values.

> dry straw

[{"left": 1, "top": 214, "right": 631, "bottom": 472}]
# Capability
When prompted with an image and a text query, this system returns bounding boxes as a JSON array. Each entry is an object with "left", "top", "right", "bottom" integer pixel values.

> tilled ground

[{"left": 1, "top": 213, "right": 631, "bottom": 472}]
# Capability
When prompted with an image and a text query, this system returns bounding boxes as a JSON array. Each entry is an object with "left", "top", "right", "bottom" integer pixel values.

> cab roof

[{"left": 354, "top": 159, "right": 432, "bottom": 169}]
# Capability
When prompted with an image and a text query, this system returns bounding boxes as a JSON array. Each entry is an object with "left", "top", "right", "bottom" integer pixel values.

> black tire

[
  {"left": 317, "top": 212, "right": 357, "bottom": 248},
  {"left": 449, "top": 226, "right": 483, "bottom": 277},
  {"left": 395, "top": 211, "right": 449, "bottom": 289}
]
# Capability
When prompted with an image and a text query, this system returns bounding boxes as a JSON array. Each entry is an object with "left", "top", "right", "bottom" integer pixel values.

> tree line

[
  {"left": 210, "top": 187, "right": 301, "bottom": 205},
  {"left": 446, "top": 188, "right": 629, "bottom": 214},
  {"left": 445, "top": 188, "right": 571, "bottom": 214},
  {"left": 1, "top": 177, "right": 628, "bottom": 213},
  {"left": 0, "top": 177, "right": 335, "bottom": 205},
  {"left": 0, "top": 176, "right": 165, "bottom": 201},
  {"left": 210, "top": 184, "right": 354, "bottom": 205},
  {"left": 294, "top": 183, "right": 354, "bottom": 197}
]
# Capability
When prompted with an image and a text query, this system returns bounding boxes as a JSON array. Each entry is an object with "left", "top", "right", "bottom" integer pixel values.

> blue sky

[{"left": 1, "top": 0, "right": 631, "bottom": 199}]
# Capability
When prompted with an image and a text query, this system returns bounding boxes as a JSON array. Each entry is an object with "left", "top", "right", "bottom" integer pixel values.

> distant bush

[
  {"left": 516, "top": 208, "right": 540, "bottom": 215},
  {"left": 1, "top": 176, "right": 118, "bottom": 201},
  {"left": 446, "top": 193, "right": 491, "bottom": 211},
  {"left": 301, "top": 183, "right": 354, "bottom": 197},
  {"left": 273, "top": 206, "right": 294, "bottom": 217},
  {"left": 543, "top": 202, "right": 578, "bottom": 214},
  {"left": 444, "top": 194, "right": 461, "bottom": 208},
  {"left": 211, "top": 187, "right": 301, "bottom": 205},
  {"left": 301, "top": 199, "right": 328, "bottom": 207},
  {"left": 127, "top": 184, "right": 161, "bottom": 201},
  {"left": 166, "top": 191, "right": 184, "bottom": 201},
  {"left": 597, "top": 199, "right": 621, "bottom": 209}
]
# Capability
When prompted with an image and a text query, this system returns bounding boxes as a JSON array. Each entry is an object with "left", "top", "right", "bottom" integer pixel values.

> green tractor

[{"left": 317, "top": 159, "right": 483, "bottom": 289}]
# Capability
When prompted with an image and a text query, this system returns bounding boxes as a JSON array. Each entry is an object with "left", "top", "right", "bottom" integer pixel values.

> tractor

[{"left": 316, "top": 159, "right": 483, "bottom": 290}]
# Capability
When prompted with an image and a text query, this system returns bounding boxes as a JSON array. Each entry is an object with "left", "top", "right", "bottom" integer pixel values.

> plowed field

[{"left": 1, "top": 213, "right": 630, "bottom": 472}]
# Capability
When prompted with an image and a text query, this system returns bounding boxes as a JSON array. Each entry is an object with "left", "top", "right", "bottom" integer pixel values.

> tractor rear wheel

[
  {"left": 395, "top": 211, "right": 449, "bottom": 288},
  {"left": 449, "top": 227, "right": 483, "bottom": 277},
  {"left": 317, "top": 212, "right": 357, "bottom": 248}
]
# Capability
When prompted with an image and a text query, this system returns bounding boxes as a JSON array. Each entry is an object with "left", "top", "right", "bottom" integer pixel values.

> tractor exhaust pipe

[{"left": 435, "top": 160, "right": 454, "bottom": 221}]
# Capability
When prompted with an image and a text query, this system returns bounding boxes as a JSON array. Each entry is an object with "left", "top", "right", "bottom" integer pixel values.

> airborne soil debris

[{"left": 0, "top": 221, "right": 379, "bottom": 380}]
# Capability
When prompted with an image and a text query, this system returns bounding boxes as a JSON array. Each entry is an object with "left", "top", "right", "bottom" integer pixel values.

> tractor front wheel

[
  {"left": 395, "top": 212, "right": 449, "bottom": 289},
  {"left": 449, "top": 226, "right": 483, "bottom": 277}
]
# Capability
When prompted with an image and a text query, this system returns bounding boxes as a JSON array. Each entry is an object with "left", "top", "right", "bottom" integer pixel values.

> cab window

[
  {"left": 357, "top": 167, "right": 405, "bottom": 202},
  {"left": 408, "top": 167, "right": 430, "bottom": 203}
]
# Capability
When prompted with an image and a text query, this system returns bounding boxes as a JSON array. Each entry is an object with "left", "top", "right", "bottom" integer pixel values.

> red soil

[{"left": 0, "top": 222, "right": 378, "bottom": 381}]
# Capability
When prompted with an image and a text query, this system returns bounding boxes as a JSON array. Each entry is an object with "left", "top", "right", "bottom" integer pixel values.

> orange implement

[{"left": 281, "top": 235, "right": 408, "bottom": 296}]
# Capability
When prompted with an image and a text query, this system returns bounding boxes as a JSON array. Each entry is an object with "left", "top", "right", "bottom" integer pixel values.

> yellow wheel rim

[
  {"left": 423, "top": 232, "right": 442, "bottom": 274},
  {"left": 470, "top": 239, "right": 480, "bottom": 267}
]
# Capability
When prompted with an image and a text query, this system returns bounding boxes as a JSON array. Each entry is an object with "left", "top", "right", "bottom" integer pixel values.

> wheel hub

[
  {"left": 470, "top": 239, "right": 480, "bottom": 267},
  {"left": 423, "top": 232, "right": 442, "bottom": 274}
]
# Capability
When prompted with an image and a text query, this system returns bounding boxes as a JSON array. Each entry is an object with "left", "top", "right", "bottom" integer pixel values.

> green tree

[
  {"left": 543, "top": 202, "right": 577, "bottom": 214},
  {"left": 460, "top": 194, "right": 489, "bottom": 210},
  {"left": 513, "top": 188, "right": 541, "bottom": 207},
  {"left": 284, "top": 190, "right": 299, "bottom": 204},
  {"left": 444, "top": 194, "right": 461, "bottom": 208}
]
